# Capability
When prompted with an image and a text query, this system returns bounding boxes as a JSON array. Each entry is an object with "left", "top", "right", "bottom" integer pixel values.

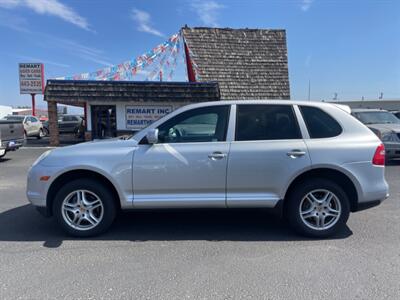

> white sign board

[
  {"left": 126, "top": 105, "right": 173, "bottom": 130},
  {"left": 19, "top": 63, "right": 44, "bottom": 94}
]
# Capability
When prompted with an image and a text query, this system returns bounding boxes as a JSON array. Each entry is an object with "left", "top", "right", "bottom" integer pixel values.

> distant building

[
  {"left": 0, "top": 105, "right": 12, "bottom": 118},
  {"left": 329, "top": 99, "right": 400, "bottom": 111}
]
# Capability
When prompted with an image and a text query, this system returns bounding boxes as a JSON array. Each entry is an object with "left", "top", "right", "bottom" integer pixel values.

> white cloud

[
  {"left": 0, "top": 10, "right": 30, "bottom": 32},
  {"left": 16, "top": 54, "right": 70, "bottom": 68},
  {"left": 0, "top": 0, "right": 19, "bottom": 8},
  {"left": 131, "top": 8, "right": 164, "bottom": 37},
  {"left": 191, "top": 1, "right": 224, "bottom": 27},
  {"left": 0, "top": 0, "right": 91, "bottom": 31},
  {"left": 49, "top": 37, "right": 112, "bottom": 66},
  {"left": 301, "top": 0, "right": 314, "bottom": 12}
]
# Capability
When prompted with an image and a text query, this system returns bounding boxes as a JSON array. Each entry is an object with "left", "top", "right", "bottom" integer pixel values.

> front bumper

[{"left": 26, "top": 163, "right": 60, "bottom": 208}]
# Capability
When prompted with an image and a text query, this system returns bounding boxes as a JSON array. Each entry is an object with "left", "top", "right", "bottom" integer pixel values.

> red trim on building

[{"left": 184, "top": 42, "right": 196, "bottom": 82}]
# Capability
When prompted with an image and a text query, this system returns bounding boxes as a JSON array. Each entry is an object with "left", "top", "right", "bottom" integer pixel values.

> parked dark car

[{"left": 42, "top": 115, "right": 84, "bottom": 137}]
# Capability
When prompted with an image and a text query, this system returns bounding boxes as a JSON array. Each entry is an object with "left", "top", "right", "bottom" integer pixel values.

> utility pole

[
  {"left": 31, "top": 94, "right": 36, "bottom": 116},
  {"left": 308, "top": 79, "right": 311, "bottom": 101}
]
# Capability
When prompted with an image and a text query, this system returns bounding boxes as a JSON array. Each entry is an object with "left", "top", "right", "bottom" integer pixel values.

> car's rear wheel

[
  {"left": 53, "top": 179, "right": 116, "bottom": 237},
  {"left": 37, "top": 129, "right": 44, "bottom": 139},
  {"left": 43, "top": 128, "right": 49, "bottom": 137},
  {"left": 286, "top": 179, "right": 350, "bottom": 238}
]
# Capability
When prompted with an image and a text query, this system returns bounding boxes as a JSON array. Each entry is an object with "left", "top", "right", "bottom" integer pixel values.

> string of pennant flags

[{"left": 58, "top": 31, "right": 195, "bottom": 82}]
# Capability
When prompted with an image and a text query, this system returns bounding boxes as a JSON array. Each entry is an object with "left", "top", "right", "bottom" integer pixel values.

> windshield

[{"left": 353, "top": 111, "right": 400, "bottom": 125}]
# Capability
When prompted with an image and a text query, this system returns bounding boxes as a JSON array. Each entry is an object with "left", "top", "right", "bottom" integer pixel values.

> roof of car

[
  {"left": 182, "top": 99, "right": 343, "bottom": 108},
  {"left": 351, "top": 108, "right": 388, "bottom": 113}
]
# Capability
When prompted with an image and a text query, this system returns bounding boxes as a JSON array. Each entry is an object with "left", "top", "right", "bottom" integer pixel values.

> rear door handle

[
  {"left": 287, "top": 150, "right": 306, "bottom": 158},
  {"left": 208, "top": 151, "right": 227, "bottom": 160}
]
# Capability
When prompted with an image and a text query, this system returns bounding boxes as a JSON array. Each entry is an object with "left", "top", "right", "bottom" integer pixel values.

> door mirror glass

[{"left": 146, "top": 128, "right": 159, "bottom": 144}]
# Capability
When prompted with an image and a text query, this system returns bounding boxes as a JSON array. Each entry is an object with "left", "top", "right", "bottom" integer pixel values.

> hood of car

[
  {"left": 367, "top": 123, "right": 400, "bottom": 133},
  {"left": 38, "top": 137, "right": 138, "bottom": 167}
]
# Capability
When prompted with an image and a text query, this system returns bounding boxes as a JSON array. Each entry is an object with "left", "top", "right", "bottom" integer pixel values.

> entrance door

[
  {"left": 132, "top": 105, "right": 231, "bottom": 208},
  {"left": 91, "top": 105, "right": 116, "bottom": 139}
]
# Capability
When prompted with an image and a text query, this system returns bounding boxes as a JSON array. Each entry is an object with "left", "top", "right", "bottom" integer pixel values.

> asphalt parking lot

[{"left": 0, "top": 148, "right": 399, "bottom": 299}]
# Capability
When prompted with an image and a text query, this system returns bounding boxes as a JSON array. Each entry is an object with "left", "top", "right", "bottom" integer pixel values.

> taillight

[{"left": 372, "top": 143, "right": 385, "bottom": 166}]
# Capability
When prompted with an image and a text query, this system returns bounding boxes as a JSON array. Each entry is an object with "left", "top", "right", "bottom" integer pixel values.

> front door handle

[
  {"left": 287, "top": 150, "right": 306, "bottom": 158},
  {"left": 208, "top": 151, "right": 227, "bottom": 160}
]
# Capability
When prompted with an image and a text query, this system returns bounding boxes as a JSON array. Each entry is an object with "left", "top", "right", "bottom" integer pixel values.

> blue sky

[{"left": 0, "top": 0, "right": 399, "bottom": 109}]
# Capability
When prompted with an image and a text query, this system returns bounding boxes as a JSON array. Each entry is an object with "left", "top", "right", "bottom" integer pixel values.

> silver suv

[{"left": 27, "top": 101, "right": 389, "bottom": 238}]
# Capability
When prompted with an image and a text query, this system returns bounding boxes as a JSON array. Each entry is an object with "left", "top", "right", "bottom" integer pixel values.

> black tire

[
  {"left": 285, "top": 178, "right": 350, "bottom": 238},
  {"left": 53, "top": 179, "right": 117, "bottom": 237},
  {"left": 43, "top": 128, "right": 49, "bottom": 137},
  {"left": 36, "top": 129, "right": 44, "bottom": 139}
]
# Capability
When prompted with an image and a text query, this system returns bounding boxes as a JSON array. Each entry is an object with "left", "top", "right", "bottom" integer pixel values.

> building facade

[{"left": 44, "top": 26, "right": 290, "bottom": 145}]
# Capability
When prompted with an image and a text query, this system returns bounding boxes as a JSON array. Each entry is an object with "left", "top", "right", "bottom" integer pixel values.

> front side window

[
  {"left": 157, "top": 105, "right": 230, "bottom": 143},
  {"left": 63, "top": 116, "right": 74, "bottom": 122},
  {"left": 300, "top": 106, "right": 342, "bottom": 138},
  {"left": 235, "top": 105, "right": 301, "bottom": 141}
]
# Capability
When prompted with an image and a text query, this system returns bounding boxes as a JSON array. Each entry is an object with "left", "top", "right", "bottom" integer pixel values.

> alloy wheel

[
  {"left": 299, "top": 189, "right": 341, "bottom": 231},
  {"left": 61, "top": 190, "right": 104, "bottom": 231}
]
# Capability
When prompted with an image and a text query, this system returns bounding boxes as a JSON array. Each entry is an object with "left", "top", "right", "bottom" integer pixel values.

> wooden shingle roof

[
  {"left": 44, "top": 80, "right": 220, "bottom": 105},
  {"left": 182, "top": 27, "right": 290, "bottom": 100}
]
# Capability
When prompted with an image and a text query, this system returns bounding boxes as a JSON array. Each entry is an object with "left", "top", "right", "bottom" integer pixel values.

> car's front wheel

[
  {"left": 53, "top": 179, "right": 117, "bottom": 237},
  {"left": 286, "top": 179, "right": 350, "bottom": 238}
]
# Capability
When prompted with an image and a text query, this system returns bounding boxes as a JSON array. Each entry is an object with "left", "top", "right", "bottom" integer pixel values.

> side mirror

[{"left": 146, "top": 128, "right": 159, "bottom": 144}]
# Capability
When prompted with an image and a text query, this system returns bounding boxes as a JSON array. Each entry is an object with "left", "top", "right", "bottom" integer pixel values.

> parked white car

[
  {"left": 27, "top": 100, "right": 388, "bottom": 238},
  {"left": 3, "top": 115, "right": 44, "bottom": 139}
]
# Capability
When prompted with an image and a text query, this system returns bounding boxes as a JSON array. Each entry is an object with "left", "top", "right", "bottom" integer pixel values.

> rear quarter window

[{"left": 300, "top": 106, "right": 342, "bottom": 138}]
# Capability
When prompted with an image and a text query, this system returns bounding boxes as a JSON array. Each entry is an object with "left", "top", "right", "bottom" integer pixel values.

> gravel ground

[{"left": 0, "top": 148, "right": 399, "bottom": 299}]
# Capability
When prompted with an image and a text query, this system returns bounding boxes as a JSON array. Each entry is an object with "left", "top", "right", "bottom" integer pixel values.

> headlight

[
  {"left": 32, "top": 150, "right": 52, "bottom": 167},
  {"left": 381, "top": 131, "right": 396, "bottom": 142}
]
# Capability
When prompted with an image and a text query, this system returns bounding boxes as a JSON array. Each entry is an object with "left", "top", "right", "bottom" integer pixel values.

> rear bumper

[
  {"left": 384, "top": 142, "right": 400, "bottom": 159},
  {"left": 2, "top": 139, "right": 24, "bottom": 151},
  {"left": 355, "top": 196, "right": 388, "bottom": 212}
]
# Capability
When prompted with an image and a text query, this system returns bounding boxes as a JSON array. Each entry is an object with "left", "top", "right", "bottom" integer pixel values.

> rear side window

[
  {"left": 300, "top": 106, "right": 342, "bottom": 138},
  {"left": 235, "top": 105, "right": 301, "bottom": 141}
]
